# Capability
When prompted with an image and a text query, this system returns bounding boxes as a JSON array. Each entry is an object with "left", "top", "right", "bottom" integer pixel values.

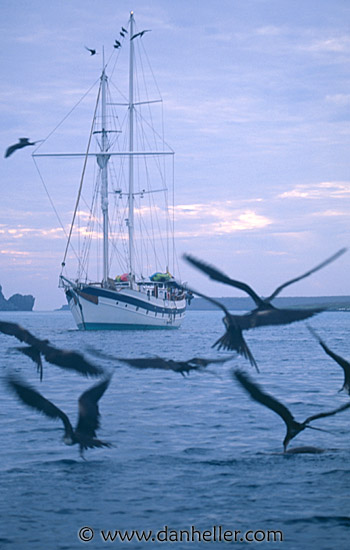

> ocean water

[{"left": 0, "top": 309, "right": 349, "bottom": 549}]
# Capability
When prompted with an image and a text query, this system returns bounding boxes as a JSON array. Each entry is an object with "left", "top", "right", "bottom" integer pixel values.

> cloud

[
  {"left": 305, "top": 36, "right": 350, "bottom": 53},
  {"left": 171, "top": 201, "right": 272, "bottom": 238},
  {"left": 0, "top": 249, "right": 30, "bottom": 256},
  {"left": 2, "top": 226, "right": 64, "bottom": 239},
  {"left": 278, "top": 182, "right": 350, "bottom": 200}
]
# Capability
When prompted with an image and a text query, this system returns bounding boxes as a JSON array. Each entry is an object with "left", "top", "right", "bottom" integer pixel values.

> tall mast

[
  {"left": 128, "top": 11, "right": 135, "bottom": 287},
  {"left": 99, "top": 57, "right": 109, "bottom": 286}
]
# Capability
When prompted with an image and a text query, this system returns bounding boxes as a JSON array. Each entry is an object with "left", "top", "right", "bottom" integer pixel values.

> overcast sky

[{"left": 1, "top": 0, "right": 350, "bottom": 310}]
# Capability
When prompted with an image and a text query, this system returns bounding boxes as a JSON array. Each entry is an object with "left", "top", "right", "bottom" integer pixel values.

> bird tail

[
  {"left": 213, "top": 327, "right": 259, "bottom": 372},
  {"left": 305, "top": 425, "right": 334, "bottom": 434}
]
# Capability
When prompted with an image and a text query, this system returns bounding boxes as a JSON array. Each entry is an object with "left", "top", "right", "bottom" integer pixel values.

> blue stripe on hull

[
  {"left": 77, "top": 323, "right": 180, "bottom": 331},
  {"left": 80, "top": 285, "right": 186, "bottom": 315}
]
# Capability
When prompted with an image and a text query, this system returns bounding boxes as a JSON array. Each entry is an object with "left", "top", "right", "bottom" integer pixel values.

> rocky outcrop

[{"left": 0, "top": 285, "right": 35, "bottom": 311}]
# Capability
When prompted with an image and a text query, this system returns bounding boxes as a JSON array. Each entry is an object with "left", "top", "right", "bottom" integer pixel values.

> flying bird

[
  {"left": 116, "top": 354, "right": 234, "bottom": 376},
  {"left": 85, "top": 46, "right": 96, "bottom": 55},
  {"left": 308, "top": 325, "right": 350, "bottom": 395},
  {"left": 233, "top": 369, "right": 350, "bottom": 452},
  {"left": 0, "top": 320, "right": 105, "bottom": 380},
  {"left": 6, "top": 373, "right": 112, "bottom": 458},
  {"left": 131, "top": 29, "right": 151, "bottom": 40},
  {"left": 5, "top": 138, "right": 42, "bottom": 158},
  {"left": 172, "top": 282, "right": 259, "bottom": 371},
  {"left": 184, "top": 249, "right": 346, "bottom": 331}
]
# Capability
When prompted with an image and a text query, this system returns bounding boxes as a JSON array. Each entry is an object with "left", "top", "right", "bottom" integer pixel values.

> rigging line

[
  {"left": 32, "top": 157, "right": 68, "bottom": 238},
  {"left": 32, "top": 77, "right": 101, "bottom": 155},
  {"left": 61, "top": 83, "right": 102, "bottom": 270},
  {"left": 32, "top": 157, "right": 81, "bottom": 267}
]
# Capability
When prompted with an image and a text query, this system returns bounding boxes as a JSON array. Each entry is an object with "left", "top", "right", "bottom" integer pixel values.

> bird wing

[
  {"left": 4, "top": 143, "right": 20, "bottom": 158},
  {"left": 0, "top": 320, "right": 44, "bottom": 347},
  {"left": 233, "top": 370, "right": 295, "bottom": 426},
  {"left": 117, "top": 356, "right": 173, "bottom": 369},
  {"left": 172, "top": 280, "right": 231, "bottom": 316},
  {"left": 6, "top": 374, "right": 73, "bottom": 437},
  {"left": 239, "top": 307, "right": 323, "bottom": 330},
  {"left": 266, "top": 248, "right": 347, "bottom": 302},
  {"left": 305, "top": 401, "right": 350, "bottom": 424},
  {"left": 40, "top": 343, "right": 105, "bottom": 377},
  {"left": 187, "top": 356, "right": 234, "bottom": 367},
  {"left": 76, "top": 377, "right": 111, "bottom": 437},
  {"left": 308, "top": 326, "right": 350, "bottom": 376},
  {"left": 184, "top": 254, "right": 264, "bottom": 307}
]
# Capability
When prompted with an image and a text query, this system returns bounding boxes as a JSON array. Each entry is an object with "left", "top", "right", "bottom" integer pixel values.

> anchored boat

[{"left": 33, "top": 12, "right": 186, "bottom": 330}]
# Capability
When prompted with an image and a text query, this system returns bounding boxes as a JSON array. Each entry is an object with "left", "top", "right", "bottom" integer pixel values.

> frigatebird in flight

[
  {"left": 4, "top": 138, "right": 42, "bottom": 158},
  {"left": 6, "top": 373, "right": 112, "bottom": 458},
  {"left": 0, "top": 321, "right": 105, "bottom": 381},
  {"left": 233, "top": 370, "right": 350, "bottom": 452},
  {"left": 308, "top": 325, "right": 350, "bottom": 395},
  {"left": 184, "top": 248, "right": 346, "bottom": 331},
  {"left": 116, "top": 354, "right": 234, "bottom": 377},
  {"left": 131, "top": 29, "right": 151, "bottom": 40},
  {"left": 85, "top": 46, "right": 96, "bottom": 56}
]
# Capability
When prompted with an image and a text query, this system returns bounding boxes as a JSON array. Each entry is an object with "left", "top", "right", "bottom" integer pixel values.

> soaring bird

[
  {"left": 6, "top": 374, "right": 112, "bottom": 457},
  {"left": 131, "top": 29, "right": 151, "bottom": 40},
  {"left": 233, "top": 370, "right": 350, "bottom": 452},
  {"left": 308, "top": 326, "right": 350, "bottom": 395},
  {"left": 85, "top": 46, "right": 96, "bottom": 55},
  {"left": 172, "top": 282, "right": 259, "bottom": 371},
  {"left": 0, "top": 320, "right": 105, "bottom": 380},
  {"left": 116, "top": 354, "right": 234, "bottom": 377},
  {"left": 184, "top": 249, "right": 346, "bottom": 331},
  {"left": 5, "top": 138, "right": 41, "bottom": 158}
]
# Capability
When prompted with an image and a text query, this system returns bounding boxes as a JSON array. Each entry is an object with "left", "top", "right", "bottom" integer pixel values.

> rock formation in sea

[{"left": 0, "top": 285, "right": 35, "bottom": 311}]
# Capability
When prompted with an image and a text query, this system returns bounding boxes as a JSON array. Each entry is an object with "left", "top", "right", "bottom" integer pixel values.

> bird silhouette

[
  {"left": 114, "top": 39, "right": 121, "bottom": 49},
  {"left": 121, "top": 27, "right": 128, "bottom": 34},
  {"left": 308, "top": 325, "right": 350, "bottom": 395},
  {"left": 116, "top": 355, "right": 234, "bottom": 376},
  {"left": 233, "top": 370, "right": 350, "bottom": 452},
  {"left": 85, "top": 46, "right": 96, "bottom": 56},
  {"left": 185, "top": 249, "right": 346, "bottom": 309},
  {"left": 0, "top": 321, "right": 105, "bottom": 381},
  {"left": 5, "top": 138, "right": 42, "bottom": 158},
  {"left": 184, "top": 249, "right": 346, "bottom": 331},
  {"left": 6, "top": 373, "right": 112, "bottom": 458},
  {"left": 131, "top": 29, "right": 151, "bottom": 40}
]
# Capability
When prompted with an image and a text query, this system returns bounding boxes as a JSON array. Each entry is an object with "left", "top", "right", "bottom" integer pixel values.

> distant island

[
  {"left": 0, "top": 285, "right": 35, "bottom": 311},
  {"left": 188, "top": 295, "right": 350, "bottom": 312}
]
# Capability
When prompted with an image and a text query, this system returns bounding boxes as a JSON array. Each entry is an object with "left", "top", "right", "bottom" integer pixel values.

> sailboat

[{"left": 33, "top": 12, "right": 187, "bottom": 330}]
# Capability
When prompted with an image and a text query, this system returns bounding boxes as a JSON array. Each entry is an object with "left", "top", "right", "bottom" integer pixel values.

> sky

[{"left": 1, "top": 0, "right": 350, "bottom": 310}]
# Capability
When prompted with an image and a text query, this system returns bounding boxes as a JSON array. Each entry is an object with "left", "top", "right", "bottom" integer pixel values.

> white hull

[{"left": 64, "top": 283, "right": 186, "bottom": 330}]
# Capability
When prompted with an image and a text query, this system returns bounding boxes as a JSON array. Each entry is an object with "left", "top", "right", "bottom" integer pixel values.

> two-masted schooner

[{"left": 33, "top": 12, "right": 186, "bottom": 330}]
